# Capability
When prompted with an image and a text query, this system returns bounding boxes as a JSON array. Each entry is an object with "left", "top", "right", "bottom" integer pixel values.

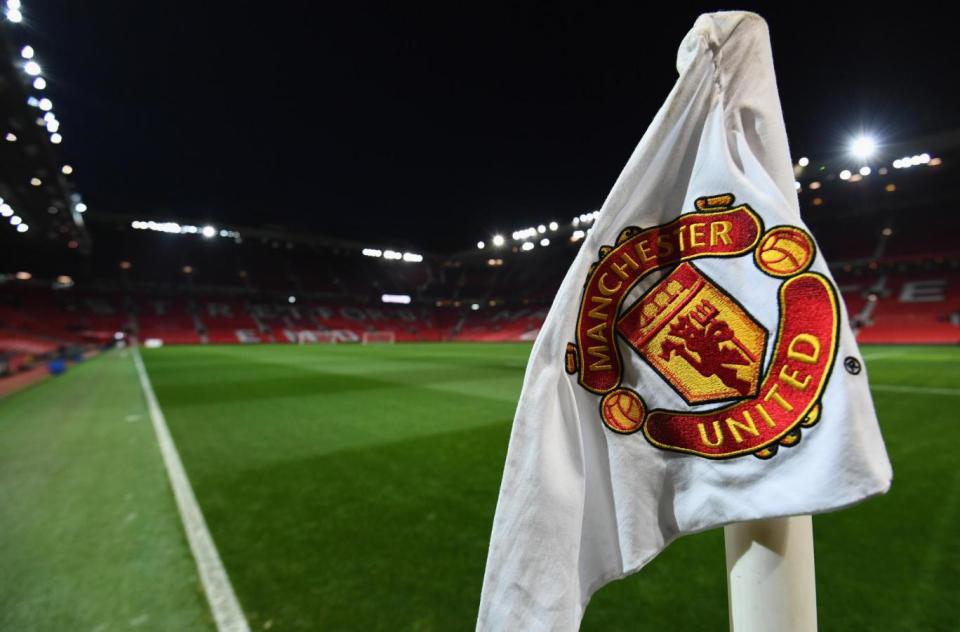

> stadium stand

[{"left": 2, "top": 131, "right": 959, "bottom": 352}]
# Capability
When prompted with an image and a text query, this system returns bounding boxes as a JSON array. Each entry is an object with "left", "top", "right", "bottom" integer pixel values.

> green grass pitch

[{"left": 1, "top": 343, "right": 958, "bottom": 630}]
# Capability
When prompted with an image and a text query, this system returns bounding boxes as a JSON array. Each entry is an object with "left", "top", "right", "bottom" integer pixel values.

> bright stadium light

[
  {"left": 492, "top": 234, "right": 505, "bottom": 247},
  {"left": 10, "top": 215, "right": 22, "bottom": 225},
  {"left": 859, "top": 166, "right": 871, "bottom": 176},
  {"left": 75, "top": 202, "right": 87, "bottom": 212},
  {"left": 30, "top": 177, "right": 41, "bottom": 186},
  {"left": 0, "top": 204, "right": 12, "bottom": 217},
  {"left": 381, "top": 293, "right": 411, "bottom": 304},
  {"left": 471, "top": 303, "right": 480, "bottom": 311},
  {"left": 5, "top": 133, "right": 15, "bottom": 142},
  {"left": 27, "top": 96, "right": 38, "bottom": 107},
  {"left": 521, "top": 241, "right": 534, "bottom": 251},
  {"left": 38, "top": 98, "right": 52, "bottom": 111},
  {"left": 33, "top": 77, "right": 45, "bottom": 90},
  {"left": 362, "top": 248, "right": 382, "bottom": 257},
  {"left": 288, "top": 296, "right": 296, "bottom": 304},
  {"left": 43, "top": 112, "right": 55, "bottom": 122},
  {"left": 537, "top": 224, "right": 546, "bottom": 234},
  {"left": 798, "top": 157, "right": 809, "bottom": 167},
  {"left": 402, "top": 252, "right": 423, "bottom": 262},
  {"left": 17, "top": 223, "right": 28, "bottom": 233},
  {"left": 850, "top": 134, "right": 877, "bottom": 161},
  {"left": 24, "top": 60, "right": 40, "bottom": 76},
  {"left": 20, "top": 45, "right": 33, "bottom": 59},
  {"left": 549, "top": 221, "right": 559, "bottom": 231},
  {"left": 540, "top": 238, "right": 550, "bottom": 247},
  {"left": 61, "top": 164, "right": 73, "bottom": 175},
  {"left": 46, "top": 120, "right": 59, "bottom": 133},
  {"left": 383, "top": 250, "right": 402, "bottom": 260},
  {"left": 6, "top": 7, "right": 22, "bottom": 22},
  {"left": 477, "top": 241, "right": 485, "bottom": 249},
  {"left": 50, "top": 132, "right": 62, "bottom": 144},
  {"left": 571, "top": 230, "right": 585, "bottom": 241},
  {"left": 201, "top": 225, "right": 216, "bottom": 238},
  {"left": 839, "top": 169, "right": 852, "bottom": 181}
]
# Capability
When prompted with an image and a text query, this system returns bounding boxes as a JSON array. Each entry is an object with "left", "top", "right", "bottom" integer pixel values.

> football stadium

[{"left": 1, "top": 5, "right": 958, "bottom": 632}]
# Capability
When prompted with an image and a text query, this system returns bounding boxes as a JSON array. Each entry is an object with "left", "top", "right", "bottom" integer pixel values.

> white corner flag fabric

[{"left": 476, "top": 11, "right": 892, "bottom": 631}]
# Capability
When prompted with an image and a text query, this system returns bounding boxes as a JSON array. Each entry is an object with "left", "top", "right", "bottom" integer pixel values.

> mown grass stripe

[{"left": 872, "top": 384, "right": 960, "bottom": 397}]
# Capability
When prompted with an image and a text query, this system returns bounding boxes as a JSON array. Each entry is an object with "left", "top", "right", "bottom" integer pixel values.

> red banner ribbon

[
  {"left": 641, "top": 273, "right": 839, "bottom": 459},
  {"left": 576, "top": 206, "right": 762, "bottom": 394}
]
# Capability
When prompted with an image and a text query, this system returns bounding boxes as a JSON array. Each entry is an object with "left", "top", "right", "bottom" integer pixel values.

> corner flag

[{"left": 477, "top": 11, "right": 891, "bottom": 630}]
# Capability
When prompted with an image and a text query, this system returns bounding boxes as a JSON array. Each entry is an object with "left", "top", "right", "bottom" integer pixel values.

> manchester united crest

[{"left": 565, "top": 194, "right": 839, "bottom": 460}]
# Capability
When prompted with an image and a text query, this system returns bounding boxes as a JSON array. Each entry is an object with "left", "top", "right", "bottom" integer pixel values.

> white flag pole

[{"left": 724, "top": 515, "right": 817, "bottom": 632}]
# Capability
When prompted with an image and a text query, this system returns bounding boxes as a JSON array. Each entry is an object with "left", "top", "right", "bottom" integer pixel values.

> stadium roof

[
  {"left": 0, "top": 22, "right": 88, "bottom": 252},
  {"left": 6, "top": 4, "right": 959, "bottom": 253}
]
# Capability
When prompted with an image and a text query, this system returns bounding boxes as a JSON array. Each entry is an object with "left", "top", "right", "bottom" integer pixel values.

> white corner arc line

[{"left": 132, "top": 346, "right": 251, "bottom": 632}]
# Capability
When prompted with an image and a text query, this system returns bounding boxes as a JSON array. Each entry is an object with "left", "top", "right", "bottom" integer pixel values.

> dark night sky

[{"left": 20, "top": 2, "right": 960, "bottom": 251}]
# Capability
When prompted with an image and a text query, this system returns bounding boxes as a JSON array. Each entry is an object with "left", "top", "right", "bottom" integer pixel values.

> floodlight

[{"left": 850, "top": 135, "right": 876, "bottom": 161}]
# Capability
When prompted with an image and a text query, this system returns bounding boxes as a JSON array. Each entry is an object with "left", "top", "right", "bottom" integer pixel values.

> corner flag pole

[{"left": 724, "top": 515, "right": 817, "bottom": 631}]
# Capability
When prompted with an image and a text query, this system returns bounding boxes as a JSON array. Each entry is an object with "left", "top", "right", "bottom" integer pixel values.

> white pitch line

[
  {"left": 131, "top": 346, "right": 250, "bottom": 632},
  {"left": 871, "top": 384, "right": 960, "bottom": 397}
]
